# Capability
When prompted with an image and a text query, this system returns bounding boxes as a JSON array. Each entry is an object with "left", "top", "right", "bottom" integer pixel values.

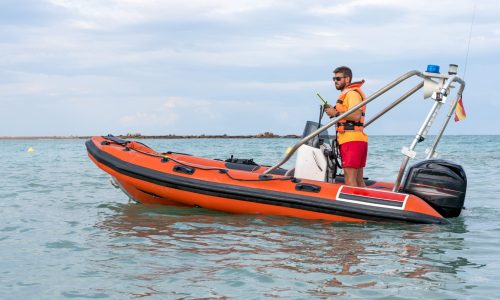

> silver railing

[{"left": 263, "top": 67, "right": 466, "bottom": 191}]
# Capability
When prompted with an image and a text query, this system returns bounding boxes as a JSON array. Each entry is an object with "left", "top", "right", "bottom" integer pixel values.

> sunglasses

[{"left": 333, "top": 76, "right": 345, "bottom": 81}]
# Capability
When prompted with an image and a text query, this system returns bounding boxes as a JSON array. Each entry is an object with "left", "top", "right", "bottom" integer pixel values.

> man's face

[{"left": 333, "top": 72, "right": 348, "bottom": 91}]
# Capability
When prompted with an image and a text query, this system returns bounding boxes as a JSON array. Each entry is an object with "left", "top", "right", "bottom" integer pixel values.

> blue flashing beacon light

[{"left": 426, "top": 64, "right": 440, "bottom": 74}]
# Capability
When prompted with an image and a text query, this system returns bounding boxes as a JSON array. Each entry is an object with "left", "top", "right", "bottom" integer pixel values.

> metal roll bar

[
  {"left": 264, "top": 70, "right": 425, "bottom": 175},
  {"left": 364, "top": 82, "right": 424, "bottom": 128},
  {"left": 265, "top": 67, "right": 466, "bottom": 193}
]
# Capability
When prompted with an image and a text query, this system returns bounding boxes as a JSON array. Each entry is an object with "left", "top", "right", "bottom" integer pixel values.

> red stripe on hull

[{"left": 341, "top": 186, "right": 407, "bottom": 202}]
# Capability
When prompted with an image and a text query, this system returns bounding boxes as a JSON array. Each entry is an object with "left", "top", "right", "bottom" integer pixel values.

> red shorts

[{"left": 340, "top": 141, "right": 368, "bottom": 168}]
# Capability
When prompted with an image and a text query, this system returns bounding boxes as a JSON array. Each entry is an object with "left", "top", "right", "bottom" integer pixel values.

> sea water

[{"left": 1, "top": 136, "right": 499, "bottom": 299}]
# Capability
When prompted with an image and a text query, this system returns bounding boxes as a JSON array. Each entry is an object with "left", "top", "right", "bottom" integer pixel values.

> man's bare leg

[
  {"left": 343, "top": 167, "right": 358, "bottom": 187},
  {"left": 356, "top": 168, "right": 366, "bottom": 187}
]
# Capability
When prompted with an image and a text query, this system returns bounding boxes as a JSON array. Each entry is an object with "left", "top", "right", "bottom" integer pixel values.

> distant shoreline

[
  {"left": 0, "top": 133, "right": 302, "bottom": 140},
  {"left": 0, "top": 134, "right": 491, "bottom": 140}
]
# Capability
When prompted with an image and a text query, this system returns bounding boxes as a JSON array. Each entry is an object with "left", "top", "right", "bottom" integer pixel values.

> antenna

[{"left": 463, "top": 4, "right": 477, "bottom": 81}]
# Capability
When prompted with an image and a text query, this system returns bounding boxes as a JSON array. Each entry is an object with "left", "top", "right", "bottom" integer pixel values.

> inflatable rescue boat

[{"left": 87, "top": 65, "right": 467, "bottom": 224}]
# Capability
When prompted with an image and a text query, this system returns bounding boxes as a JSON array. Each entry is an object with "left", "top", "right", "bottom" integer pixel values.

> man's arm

[{"left": 325, "top": 91, "right": 363, "bottom": 120}]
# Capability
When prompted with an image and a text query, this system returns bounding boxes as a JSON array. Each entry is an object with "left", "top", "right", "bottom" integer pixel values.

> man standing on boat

[{"left": 325, "top": 66, "right": 368, "bottom": 187}]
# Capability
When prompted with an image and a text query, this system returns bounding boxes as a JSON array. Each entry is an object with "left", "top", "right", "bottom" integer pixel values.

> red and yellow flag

[{"left": 454, "top": 97, "right": 467, "bottom": 122}]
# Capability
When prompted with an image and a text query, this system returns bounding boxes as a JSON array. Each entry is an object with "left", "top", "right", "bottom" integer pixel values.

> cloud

[
  {"left": 119, "top": 96, "right": 183, "bottom": 128},
  {"left": 5, "top": 0, "right": 499, "bottom": 74},
  {"left": 307, "top": 0, "right": 478, "bottom": 17},
  {"left": 278, "top": 111, "right": 289, "bottom": 120},
  {"left": 0, "top": 82, "right": 48, "bottom": 96},
  {"left": 118, "top": 96, "right": 224, "bottom": 131},
  {"left": 162, "top": 96, "right": 183, "bottom": 110},
  {"left": 230, "top": 80, "right": 329, "bottom": 91},
  {"left": 46, "top": 0, "right": 282, "bottom": 29},
  {"left": 120, "top": 111, "right": 178, "bottom": 127},
  {"left": 306, "top": 0, "right": 398, "bottom": 16},
  {"left": 1, "top": 0, "right": 499, "bottom": 135}
]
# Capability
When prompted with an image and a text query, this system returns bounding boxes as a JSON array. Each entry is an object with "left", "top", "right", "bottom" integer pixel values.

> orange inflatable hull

[{"left": 86, "top": 136, "right": 449, "bottom": 224}]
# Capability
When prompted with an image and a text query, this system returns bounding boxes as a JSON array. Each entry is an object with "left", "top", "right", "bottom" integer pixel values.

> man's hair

[{"left": 333, "top": 66, "right": 353, "bottom": 81}]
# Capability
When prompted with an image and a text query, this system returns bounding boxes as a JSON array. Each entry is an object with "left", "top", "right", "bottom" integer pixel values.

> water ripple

[{"left": 0, "top": 137, "right": 499, "bottom": 298}]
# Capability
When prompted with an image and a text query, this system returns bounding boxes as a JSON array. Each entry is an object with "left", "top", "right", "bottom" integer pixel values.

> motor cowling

[{"left": 401, "top": 159, "right": 467, "bottom": 218}]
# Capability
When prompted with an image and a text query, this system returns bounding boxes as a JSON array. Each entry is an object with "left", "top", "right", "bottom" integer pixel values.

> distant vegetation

[{"left": 0, "top": 132, "right": 301, "bottom": 140}]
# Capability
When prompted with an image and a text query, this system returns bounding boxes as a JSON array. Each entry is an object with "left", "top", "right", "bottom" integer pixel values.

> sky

[{"left": 1, "top": 0, "right": 499, "bottom": 136}]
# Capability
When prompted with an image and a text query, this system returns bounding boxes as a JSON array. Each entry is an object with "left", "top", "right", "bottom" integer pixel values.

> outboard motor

[
  {"left": 302, "top": 121, "right": 330, "bottom": 148},
  {"left": 401, "top": 159, "right": 467, "bottom": 218}
]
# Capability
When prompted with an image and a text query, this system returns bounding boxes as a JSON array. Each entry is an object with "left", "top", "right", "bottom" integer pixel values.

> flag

[{"left": 454, "top": 97, "right": 467, "bottom": 122}]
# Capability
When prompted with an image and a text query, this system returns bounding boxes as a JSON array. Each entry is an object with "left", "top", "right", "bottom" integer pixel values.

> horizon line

[{"left": 0, "top": 133, "right": 497, "bottom": 140}]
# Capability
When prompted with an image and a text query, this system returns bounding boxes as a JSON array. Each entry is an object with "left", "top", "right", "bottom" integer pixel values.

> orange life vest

[{"left": 335, "top": 80, "right": 366, "bottom": 133}]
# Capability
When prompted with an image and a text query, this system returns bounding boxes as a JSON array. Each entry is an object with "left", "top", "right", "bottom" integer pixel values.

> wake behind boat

[{"left": 86, "top": 65, "right": 467, "bottom": 224}]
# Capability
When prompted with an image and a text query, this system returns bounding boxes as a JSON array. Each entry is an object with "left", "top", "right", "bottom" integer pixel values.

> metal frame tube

[
  {"left": 393, "top": 100, "right": 442, "bottom": 191},
  {"left": 364, "top": 81, "right": 424, "bottom": 128},
  {"left": 426, "top": 78, "right": 466, "bottom": 158},
  {"left": 264, "top": 70, "right": 424, "bottom": 175}
]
